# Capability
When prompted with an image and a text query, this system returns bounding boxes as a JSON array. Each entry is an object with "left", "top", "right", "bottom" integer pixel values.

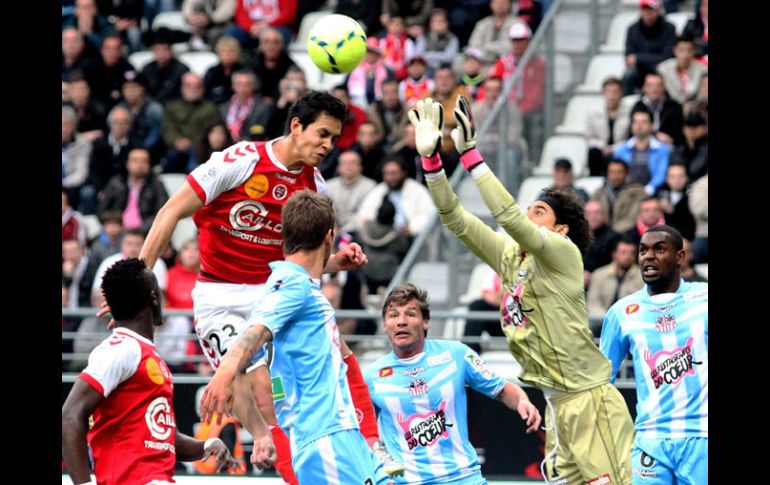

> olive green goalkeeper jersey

[{"left": 427, "top": 170, "right": 611, "bottom": 392}]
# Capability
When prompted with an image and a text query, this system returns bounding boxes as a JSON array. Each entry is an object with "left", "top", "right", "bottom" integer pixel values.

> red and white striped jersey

[
  {"left": 186, "top": 139, "right": 326, "bottom": 285},
  {"left": 80, "top": 328, "right": 177, "bottom": 485}
]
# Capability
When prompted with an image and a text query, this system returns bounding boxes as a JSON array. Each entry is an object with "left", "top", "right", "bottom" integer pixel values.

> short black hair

[
  {"left": 284, "top": 90, "right": 347, "bottom": 135},
  {"left": 602, "top": 76, "right": 622, "bottom": 90},
  {"left": 608, "top": 158, "right": 629, "bottom": 170},
  {"left": 101, "top": 258, "right": 155, "bottom": 320},
  {"left": 644, "top": 224, "right": 684, "bottom": 251},
  {"left": 540, "top": 187, "right": 592, "bottom": 256},
  {"left": 554, "top": 158, "right": 572, "bottom": 171},
  {"left": 631, "top": 105, "right": 653, "bottom": 123}
]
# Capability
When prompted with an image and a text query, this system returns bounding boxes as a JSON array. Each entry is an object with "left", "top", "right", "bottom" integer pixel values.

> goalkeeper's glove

[
  {"left": 450, "top": 95, "right": 485, "bottom": 171},
  {"left": 407, "top": 97, "right": 444, "bottom": 173}
]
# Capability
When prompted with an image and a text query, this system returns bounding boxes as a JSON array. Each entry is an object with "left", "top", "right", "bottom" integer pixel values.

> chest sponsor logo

[
  {"left": 403, "top": 366, "right": 425, "bottom": 377},
  {"left": 655, "top": 314, "right": 677, "bottom": 332},
  {"left": 408, "top": 378, "right": 428, "bottom": 396},
  {"left": 501, "top": 284, "right": 532, "bottom": 328},
  {"left": 229, "top": 200, "right": 282, "bottom": 233},
  {"left": 465, "top": 352, "right": 493, "bottom": 378},
  {"left": 625, "top": 304, "right": 640, "bottom": 315},
  {"left": 244, "top": 173, "right": 269, "bottom": 199},
  {"left": 644, "top": 336, "right": 702, "bottom": 389},
  {"left": 397, "top": 402, "right": 452, "bottom": 450},
  {"left": 272, "top": 184, "right": 288, "bottom": 201},
  {"left": 427, "top": 351, "right": 452, "bottom": 367},
  {"left": 379, "top": 367, "right": 393, "bottom": 378},
  {"left": 145, "top": 396, "right": 176, "bottom": 441},
  {"left": 587, "top": 475, "right": 612, "bottom": 485},
  {"left": 275, "top": 173, "right": 296, "bottom": 184}
]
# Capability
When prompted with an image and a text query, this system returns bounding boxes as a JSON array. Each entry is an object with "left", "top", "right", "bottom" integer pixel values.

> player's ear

[{"left": 290, "top": 116, "right": 303, "bottom": 135}]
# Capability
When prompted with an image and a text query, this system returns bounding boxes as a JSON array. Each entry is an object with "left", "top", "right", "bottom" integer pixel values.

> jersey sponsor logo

[
  {"left": 379, "top": 367, "right": 393, "bottom": 378},
  {"left": 272, "top": 184, "right": 288, "bottom": 201},
  {"left": 275, "top": 173, "right": 296, "bottom": 184},
  {"left": 655, "top": 314, "right": 677, "bottom": 332},
  {"left": 427, "top": 350, "right": 452, "bottom": 367},
  {"left": 625, "top": 304, "right": 640, "bottom": 315},
  {"left": 587, "top": 474, "right": 612, "bottom": 485},
  {"left": 501, "top": 284, "right": 532, "bottom": 328},
  {"left": 218, "top": 225, "right": 283, "bottom": 245},
  {"left": 228, "top": 201, "right": 282, "bottom": 233},
  {"left": 145, "top": 397, "right": 176, "bottom": 440},
  {"left": 683, "top": 289, "right": 708, "bottom": 302},
  {"left": 397, "top": 402, "right": 452, "bottom": 450},
  {"left": 403, "top": 366, "right": 425, "bottom": 377},
  {"left": 271, "top": 376, "right": 286, "bottom": 402},
  {"left": 408, "top": 378, "right": 428, "bottom": 396},
  {"left": 644, "top": 336, "right": 702, "bottom": 389},
  {"left": 244, "top": 174, "right": 269, "bottom": 199},
  {"left": 146, "top": 357, "right": 165, "bottom": 385},
  {"left": 465, "top": 352, "right": 493, "bottom": 378}
]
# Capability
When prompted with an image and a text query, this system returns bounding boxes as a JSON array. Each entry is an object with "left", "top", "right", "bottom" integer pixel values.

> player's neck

[
  {"left": 285, "top": 248, "right": 326, "bottom": 279},
  {"left": 646, "top": 276, "right": 682, "bottom": 296},
  {"left": 272, "top": 136, "right": 306, "bottom": 171},
  {"left": 115, "top": 321, "right": 155, "bottom": 342}
]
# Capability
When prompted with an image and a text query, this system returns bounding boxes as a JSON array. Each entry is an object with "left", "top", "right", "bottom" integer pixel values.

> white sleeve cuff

[{"left": 470, "top": 163, "right": 492, "bottom": 179}]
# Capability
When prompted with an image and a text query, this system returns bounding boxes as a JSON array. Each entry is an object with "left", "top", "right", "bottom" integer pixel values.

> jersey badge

[
  {"left": 625, "top": 303, "right": 640, "bottom": 315},
  {"left": 272, "top": 184, "right": 288, "bottom": 201},
  {"left": 655, "top": 314, "right": 677, "bottom": 333},
  {"left": 408, "top": 378, "right": 429, "bottom": 396},
  {"left": 244, "top": 173, "right": 269, "bottom": 199},
  {"left": 379, "top": 367, "right": 393, "bottom": 378}
]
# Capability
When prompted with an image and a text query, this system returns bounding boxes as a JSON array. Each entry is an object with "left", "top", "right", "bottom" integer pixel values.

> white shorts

[{"left": 192, "top": 280, "right": 270, "bottom": 372}]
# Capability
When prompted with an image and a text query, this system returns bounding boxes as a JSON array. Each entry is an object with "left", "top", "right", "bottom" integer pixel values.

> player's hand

[
  {"left": 96, "top": 301, "right": 117, "bottom": 330},
  {"left": 200, "top": 372, "right": 235, "bottom": 425},
  {"left": 250, "top": 430, "right": 277, "bottom": 470},
  {"left": 517, "top": 400, "right": 541, "bottom": 433},
  {"left": 408, "top": 98, "right": 443, "bottom": 158},
  {"left": 203, "top": 437, "right": 242, "bottom": 473},
  {"left": 450, "top": 95, "right": 477, "bottom": 155},
  {"left": 330, "top": 242, "right": 368, "bottom": 271}
]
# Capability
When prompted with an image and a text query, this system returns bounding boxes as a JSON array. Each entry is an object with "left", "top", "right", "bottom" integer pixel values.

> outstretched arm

[
  {"left": 140, "top": 182, "right": 203, "bottom": 268},
  {"left": 175, "top": 432, "right": 246, "bottom": 473},
  {"left": 496, "top": 382, "right": 541, "bottom": 433}
]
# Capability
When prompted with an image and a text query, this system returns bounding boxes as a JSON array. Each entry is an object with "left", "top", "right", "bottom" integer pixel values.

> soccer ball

[{"left": 306, "top": 14, "right": 367, "bottom": 74}]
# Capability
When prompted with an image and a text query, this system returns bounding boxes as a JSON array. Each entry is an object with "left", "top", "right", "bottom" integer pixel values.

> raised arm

[{"left": 140, "top": 181, "right": 202, "bottom": 268}]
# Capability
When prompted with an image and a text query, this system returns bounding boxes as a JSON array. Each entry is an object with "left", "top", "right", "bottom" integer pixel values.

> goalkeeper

[{"left": 409, "top": 97, "right": 634, "bottom": 485}]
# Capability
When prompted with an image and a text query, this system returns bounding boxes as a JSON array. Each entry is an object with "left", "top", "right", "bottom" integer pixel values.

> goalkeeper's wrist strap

[
  {"left": 421, "top": 153, "right": 444, "bottom": 173},
  {"left": 460, "top": 148, "right": 484, "bottom": 171}
]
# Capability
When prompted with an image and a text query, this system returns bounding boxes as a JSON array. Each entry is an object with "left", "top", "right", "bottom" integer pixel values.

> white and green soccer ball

[{"left": 306, "top": 14, "right": 367, "bottom": 74}]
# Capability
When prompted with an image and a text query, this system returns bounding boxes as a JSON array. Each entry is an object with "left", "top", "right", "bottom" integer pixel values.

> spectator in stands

[
  {"left": 62, "top": 27, "right": 99, "bottom": 84},
  {"left": 414, "top": 8, "right": 459, "bottom": 74},
  {"left": 251, "top": 28, "right": 297, "bottom": 101},
  {"left": 445, "top": 0, "right": 495, "bottom": 47},
  {"left": 463, "top": 270, "right": 504, "bottom": 354},
  {"left": 471, "top": 76, "right": 524, "bottom": 168},
  {"left": 265, "top": 66, "right": 308, "bottom": 138},
  {"left": 62, "top": 191, "right": 88, "bottom": 248},
  {"left": 587, "top": 77, "right": 625, "bottom": 177},
  {"left": 182, "top": 0, "right": 237, "bottom": 50},
  {"left": 380, "top": 16, "right": 416, "bottom": 81},
  {"left": 67, "top": 74, "right": 108, "bottom": 142},
  {"left": 515, "top": 0, "right": 543, "bottom": 33},
  {"left": 688, "top": 173, "right": 707, "bottom": 264},
  {"left": 98, "top": 148, "right": 170, "bottom": 233},
  {"left": 359, "top": 195, "right": 411, "bottom": 294},
  {"left": 368, "top": 78, "right": 406, "bottom": 149},
  {"left": 89, "top": 210, "right": 125, "bottom": 267},
  {"left": 327, "top": 150, "right": 377, "bottom": 236},
  {"left": 91, "top": 34, "right": 133, "bottom": 109},
  {"left": 68, "top": 298, "right": 111, "bottom": 372},
  {"left": 467, "top": 0, "right": 521, "bottom": 65},
  {"left": 625, "top": 72, "right": 684, "bottom": 146},
  {"left": 680, "top": 238, "right": 706, "bottom": 282},
  {"left": 379, "top": 0, "right": 433, "bottom": 39},
  {"left": 335, "top": 0, "right": 381, "bottom": 35},
  {"left": 218, "top": 69, "right": 273, "bottom": 142},
  {"left": 351, "top": 121, "right": 388, "bottom": 182},
  {"left": 591, "top": 158, "right": 647, "bottom": 233},
  {"left": 197, "top": 121, "right": 235, "bottom": 164},
  {"left": 160, "top": 239, "right": 201, "bottom": 372},
  {"left": 398, "top": 54, "right": 434, "bottom": 109},
  {"left": 388, "top": 123, "right": 422, "bottom": 182},
  {"left": 458, "top": 48, "right": 486, "bottom": 102},
  {"left": 330, "top": 84, "right": 369, "bottom": 153},
  {"left": 613, "top": 106, "right": 671, "bottom": 196},
  {"left": 683, "top": 0, "right": 707, "bottom": 62},
  {"left": 88, "top": 105, "right": 135, "bottom": 203},
  {"left": 204, "top": 36, "right": 245, "bottom": 105},
  {"left": 63, "top": 238, "right": 99, "bottom": 310},
  {"left": 546, "top": 158, "right": 588, "bottom": 203},
  {"left": 63, "top": 0, "right": 115, "bottom": 54},
  {"left": 141, "top": 30, "right": 191, "bottom": 104},
  {"left": 162, "top": 72, "right": 221, "bottom": 173},
  {"left": 683, "top": 73, "right": 707, "bottom": 123},
  {"left": 62, "top": 105, "right": 93, "bottom": 213},
  {"left": 672, "top": 111, "right": 707, "bottom": 182},
  {"left": 587, "top": 237, "right": 643, "bottom": 335},
  {"left": 357, "top": 158, "right": 436, "bottom": 239},
  {"left": 621, "top": 196, "right": 665, "bottom": 246},
  {"left": 583, "top": 199, "right": 620, "bottom": 282},
  {"left": 428, "top": 65, "right": 466, "bottom": 157},
  {"left": 622, "top": 0, "right": 676, "bottom": 95},
  {"left": 656, "top": 164, "right": 695, "bottom": 241},
  {"left": 657, "top": 34, "right": 708, "bottom": 106},
  {"left": 96, "top": 0, "right": 143, "bottom": 53},
  {"left": 118, "top": 70, "right": 165, "bottom": 165},
  {"left": 488, "top": 22, "right": 546, "bottom": 163},
  {"left": 348, "top": 37, "right": 394, "bottom": 110},
  {"left": 228, "top": 0, "right": 297, "bottom": 49}
]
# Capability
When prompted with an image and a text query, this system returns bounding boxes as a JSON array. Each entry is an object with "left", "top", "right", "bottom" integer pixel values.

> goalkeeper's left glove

[
  {"left": 407, "top": 97, "right": 444, "bottom": 173},
  {"left": 450, "top": 95, "right": 485, "bottom": 171}
]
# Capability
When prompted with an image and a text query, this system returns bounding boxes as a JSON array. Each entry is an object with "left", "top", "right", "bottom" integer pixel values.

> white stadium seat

[{"left": 555, "top": 94, "right": 603, "bottom": 135}]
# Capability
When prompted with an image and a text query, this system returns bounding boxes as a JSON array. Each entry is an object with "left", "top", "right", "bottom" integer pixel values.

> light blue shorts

[
  {"left": 632, "top": 437, "right": 707, "bottom": 485},
  {"left": 293, "top": 429, "right": 389, "bottom": 485}
]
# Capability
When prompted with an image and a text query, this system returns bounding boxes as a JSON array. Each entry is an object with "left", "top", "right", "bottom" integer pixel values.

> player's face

[
  {"left": 383, "top": 300, "right": 429, "bottom": 357},
  {"left": 294, "top": 113, "right": 341, "bottom": 167},
  {"left": 527, "top": 201, "right": 558, "bottom": 231},
  {"left": 638, "top": 232, "right": 684, "bottom": 286}
]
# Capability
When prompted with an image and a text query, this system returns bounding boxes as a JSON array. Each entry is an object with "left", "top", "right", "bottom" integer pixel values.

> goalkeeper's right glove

[
  {"left": 450, "top": 95, "right": 485, "bottom": 171},
  {"left": 407, "top": 97, "right": 444, "bottom": 173}
]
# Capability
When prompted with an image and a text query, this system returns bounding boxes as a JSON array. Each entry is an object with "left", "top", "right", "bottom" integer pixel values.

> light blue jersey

[
  {"left": 600, "top": 280, "right": 708, "bottom": 439},
  {"left": 248, "top": 261, "right": 359, "bottom": 451},
  {"left": 365, "top": 340, "right": 506, "bottom": 484}
]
